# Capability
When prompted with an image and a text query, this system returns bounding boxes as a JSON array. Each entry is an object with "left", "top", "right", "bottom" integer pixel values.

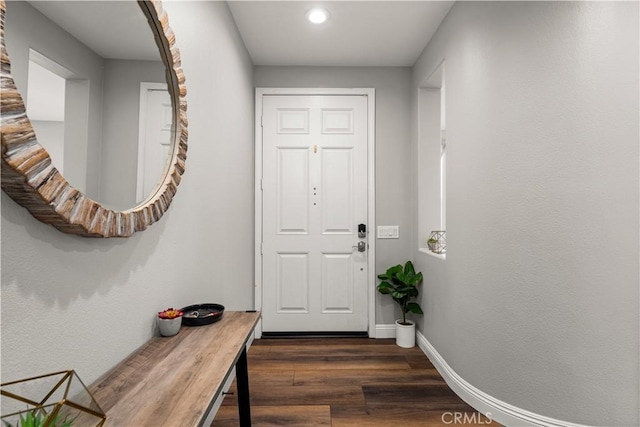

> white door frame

[{"left": 254, "top": 87, "right": 376, "bottom": 338}]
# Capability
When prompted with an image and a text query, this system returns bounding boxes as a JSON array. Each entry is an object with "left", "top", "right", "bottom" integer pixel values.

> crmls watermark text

[{"left": 441, "top": 412, "right": 493, "bottom": 425}]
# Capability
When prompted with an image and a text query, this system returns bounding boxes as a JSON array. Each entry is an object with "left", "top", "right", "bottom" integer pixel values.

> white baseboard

[
  {"left": 416, "top": 331, "right": 586, "bottom": 427},
  {"left": 375, "top": 323, "right": 396, "bottom": 339}
]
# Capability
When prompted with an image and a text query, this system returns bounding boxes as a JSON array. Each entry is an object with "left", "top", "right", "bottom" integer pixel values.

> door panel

[
  {"left": 322, "top": 148, "right": 353, "bottom": 234},
  {"left": 277, "top": 148, "right": 310, "bottom": 234},
  {"left": 262, "top": 95, "right": 369, "bottom": 332},
  {"left": 321, "top": 253, "right": 354, "bottom": 313},
  {"left": 322, "top": 108, "right": 354, "bottom": 134},
  {"left": 276, "top": 252, "right": 309, "bottom": 313},
  {"left": 277, "top": 109, "right": 310, "bottom": 134}
]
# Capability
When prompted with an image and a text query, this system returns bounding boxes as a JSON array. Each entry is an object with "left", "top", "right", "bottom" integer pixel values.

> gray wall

[
  {"left": 254, "top": 66, "right": 413, "bottom": 325},
  {"left": 3, "top": 2, "right": 638, "bottom": 425},
  {"left": 30, "top": 120, "right": 65, "bottom": 172},
  {"left": 411, "top": 2, "right": 639, "bottom": 425},
  {"left": 1, "top": 1, "right": 255, "bottom": 386},
  {"left": 100, "top": 59, "right": 166, "bottom": 210},
  {"left": 4, "top": 1, "right": 104, "bottom": 199}
]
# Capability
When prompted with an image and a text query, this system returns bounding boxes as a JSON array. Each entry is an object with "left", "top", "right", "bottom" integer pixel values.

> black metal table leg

[{"left": 236, "top": 347, "right": 252, "bottom": 426}]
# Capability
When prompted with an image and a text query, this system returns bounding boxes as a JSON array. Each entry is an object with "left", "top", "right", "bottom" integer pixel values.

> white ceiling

[
  {"left": 228, "top": 1, "right": 455, "bottom": 67},
  {"left": 25, "top": 1, "right": 454, "bottom": 67}
]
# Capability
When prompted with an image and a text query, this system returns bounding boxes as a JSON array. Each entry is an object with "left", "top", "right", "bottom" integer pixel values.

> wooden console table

[{"left": 90, "top": 311, "right": 260, "bottom": 427}]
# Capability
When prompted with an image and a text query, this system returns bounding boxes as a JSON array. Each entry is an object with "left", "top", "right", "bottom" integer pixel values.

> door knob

[{"left": 352, "top": 241, "right": 366, "bottom": 252}]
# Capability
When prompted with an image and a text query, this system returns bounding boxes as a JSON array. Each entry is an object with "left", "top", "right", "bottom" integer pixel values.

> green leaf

[
  {"left": 386, "top": 265, "right": 402, "bottom": 277},
  {"left": 410, "top": 272, "right": 423, "bottom": 284},
  {"left": 391, "top": 291, "right": 403, "bottom": 300},
  {"left": 407, "top": 302, "right": 423, "bottom": 314},
  {"left": 377, "top": 282, "right": 393, "bottom": 294},
  {"left": 404, "top": 261, "right": 415, "bottom": 276}
]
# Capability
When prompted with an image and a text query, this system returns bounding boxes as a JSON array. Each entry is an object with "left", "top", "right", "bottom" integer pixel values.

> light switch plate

[{"left": 377, "top": 225, "right": 399, "bottom": 239}]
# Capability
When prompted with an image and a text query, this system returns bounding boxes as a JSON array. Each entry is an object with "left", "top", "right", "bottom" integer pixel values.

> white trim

[
  {"left": 418, "top": 247, "right": 446, "bottom": 260},
  {"left": 254, "top": 88, "right": 376, "bottom": 337},
  {"left": 366, "top": 89, "right": 376, "bottom": 338},
  {"left": 257, "top": 87, "right": 374, "bottom": 97},
  {"left": 254, "top": 90, "right": 263, "bottom": 317},
  {"left": 416, "top": 331, "right": 588, "bottom": 427},
  {"left": 136, "top": 82, "right": 168, "bottom": 203},
  {"left": 375, "top": 323, "right": 397, "bottom": 339}
]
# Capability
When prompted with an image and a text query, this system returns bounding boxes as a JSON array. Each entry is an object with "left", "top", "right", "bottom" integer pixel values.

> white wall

[
  {"left": 411, "top": 2, "right": 639, "bottom": 425},
  {"left": 1, "top": 0, "right": 255, "bottom": 387},
  {"left": 254, "top": 66, "right": 413, "bottom": 326}
]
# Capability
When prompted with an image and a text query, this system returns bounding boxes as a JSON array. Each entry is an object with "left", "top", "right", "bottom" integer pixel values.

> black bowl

[{"left": 181, "top": 303, "right": 225, "bottom": 326}]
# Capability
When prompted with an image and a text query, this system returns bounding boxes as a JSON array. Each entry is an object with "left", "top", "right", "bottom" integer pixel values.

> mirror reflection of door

[{"left": 137, "top": 83, "right": 171, "bottom": 203}]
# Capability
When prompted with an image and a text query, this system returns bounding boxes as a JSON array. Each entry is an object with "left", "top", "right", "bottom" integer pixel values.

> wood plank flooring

[{"left": 212, "top": 338, "right": 500, "bottom": 426}]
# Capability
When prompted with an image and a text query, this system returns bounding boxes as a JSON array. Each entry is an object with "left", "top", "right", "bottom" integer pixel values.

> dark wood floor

[{"left": 212, "top": 338, "right": 499, "bottom": 426}]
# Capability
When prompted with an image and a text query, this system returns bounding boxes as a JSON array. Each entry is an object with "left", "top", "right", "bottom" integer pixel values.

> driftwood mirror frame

[{"left": 0, "top": 0, "right": 188, "bottom": 237}]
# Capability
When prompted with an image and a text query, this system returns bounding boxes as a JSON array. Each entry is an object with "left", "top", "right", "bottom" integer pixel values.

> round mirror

[{"left": 0, "top": 0, "right": 188, "bottom": 237}]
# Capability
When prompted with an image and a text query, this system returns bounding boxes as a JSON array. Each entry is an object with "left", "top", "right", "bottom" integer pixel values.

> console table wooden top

[{"left": 89, "top": 311, "right": 260, "bottom": 427}]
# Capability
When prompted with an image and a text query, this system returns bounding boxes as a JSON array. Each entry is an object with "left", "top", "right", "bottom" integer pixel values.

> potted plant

[
  {"left": 157, "top": 308, "right": 183, "bottom": 337},
  {"left": 3, "top": 409, "right": 76, "bottom": 427},
  {"left": 1, "top": 371, "right": 105, "bottom": 427},
  {"left": 377, "top": 261, "right": 423, "bottom": 348}
]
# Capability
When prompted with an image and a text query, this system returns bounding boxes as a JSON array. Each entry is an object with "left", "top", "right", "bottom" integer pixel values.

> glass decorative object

[
  {"left": 427, "top": 230, "right": 446, "bottom": 254},
  {"left": 1, "top": 370, "right": 106, "bottom": 427}
]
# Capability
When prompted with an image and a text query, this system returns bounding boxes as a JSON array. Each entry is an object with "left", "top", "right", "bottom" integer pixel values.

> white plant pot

[
  {"left": 395, "top": 319, "right": 416, "bottom": 348},
  {"left": 158, "top": 317, "right": 182, "bottom": 337}
]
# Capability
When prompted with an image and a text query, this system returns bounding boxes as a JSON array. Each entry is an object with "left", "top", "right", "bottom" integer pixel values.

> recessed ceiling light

[{"left": 307, "top": 8, "right": 330, "bottom": 24}]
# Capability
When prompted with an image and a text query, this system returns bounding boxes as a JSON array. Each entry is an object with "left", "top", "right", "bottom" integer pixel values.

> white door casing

[
  {"left": 255, "top": 88, "right": 376, "bottom": 335},
  {"left": 137, "top": 82, "right": 171, "bottom": 203}
]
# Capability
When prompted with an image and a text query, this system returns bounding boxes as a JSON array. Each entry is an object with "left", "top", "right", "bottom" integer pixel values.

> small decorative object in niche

[
  {"left": 157, "top": 308, "right": 183, "bottom": 337},
  {"left": 1, "top": 370, "right": 106, "bottom": 427},
  {"left": 428, "top": 230, "right": 446, "bottom": 254}
]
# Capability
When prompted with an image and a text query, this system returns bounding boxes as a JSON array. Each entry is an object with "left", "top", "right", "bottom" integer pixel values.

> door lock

[
  {"left": 358, "top": 224, "right": 367, "bottom": 238},
  {"left": 352, "top": 241, "right": 366, "bottom": 252}
]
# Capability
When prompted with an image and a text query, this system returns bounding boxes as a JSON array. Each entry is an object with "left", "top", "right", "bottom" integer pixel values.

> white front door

[{"left": 260, "top": 94, "right": 370, "bottom": 332}]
